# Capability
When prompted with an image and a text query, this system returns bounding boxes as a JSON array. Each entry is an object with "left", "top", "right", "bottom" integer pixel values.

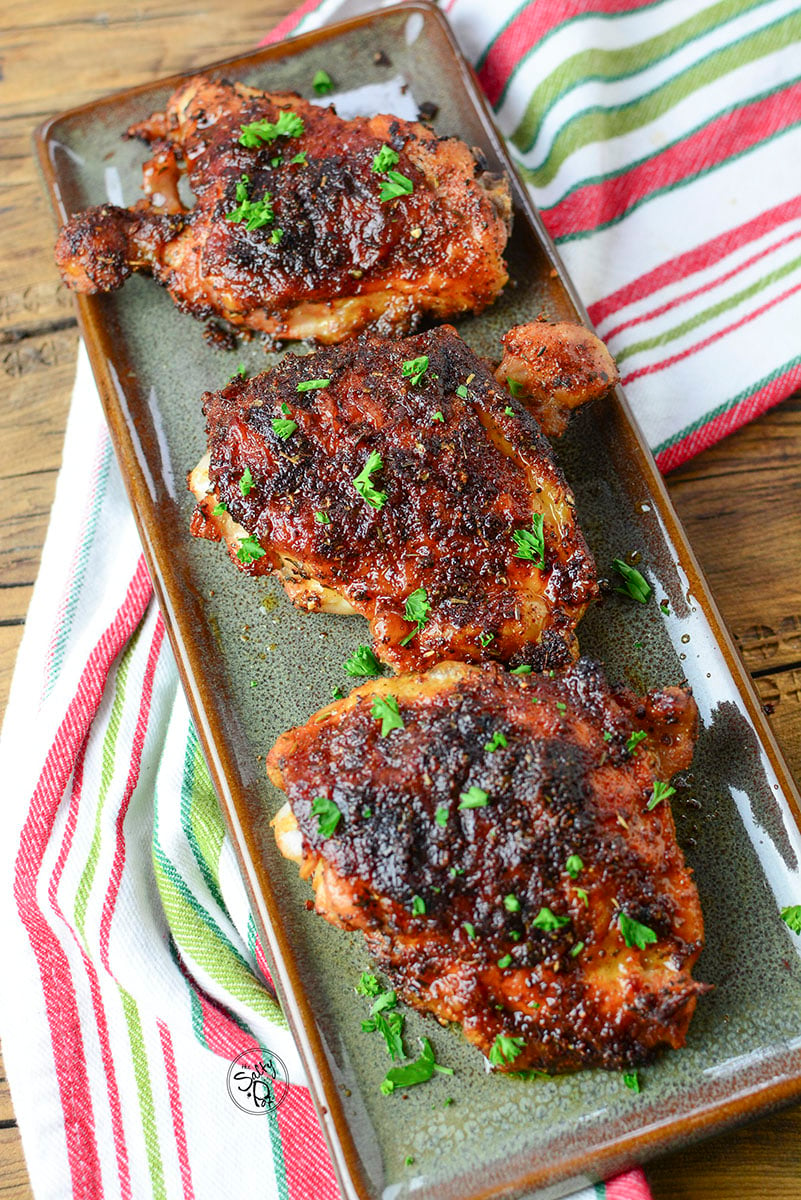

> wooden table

[{"left": 1, "top": 2, "right": 799, "bottom": 1197}]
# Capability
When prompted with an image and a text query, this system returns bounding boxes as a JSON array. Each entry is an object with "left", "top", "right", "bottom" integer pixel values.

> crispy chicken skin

[
  {"left": 54, "top": 75, "right": 512, "bottom": 344},
  {"left": 188, "top": 324, "right": 598, "bottom": 672},
  {"left": 268, "top": 660, "right": 705, "bottom": 1074},
  {"left": 497, "top": 321, "right": 619, "bottom": 438}
]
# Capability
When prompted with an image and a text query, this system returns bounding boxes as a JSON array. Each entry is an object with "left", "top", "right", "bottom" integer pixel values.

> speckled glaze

[{"left": 36, "top": 6, "right": 801, "bottom": 1199}]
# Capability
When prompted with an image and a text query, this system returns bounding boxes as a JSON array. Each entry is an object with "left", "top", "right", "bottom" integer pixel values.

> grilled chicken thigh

[
  {"left": 268, "top": 659, "right": 704, "bottom": 1074},
  {"left": 188, "top": 323, "right": 603, "bottom": 672},
  {"left": 54, "top": 75, "right": 511, "bottom": 344}
]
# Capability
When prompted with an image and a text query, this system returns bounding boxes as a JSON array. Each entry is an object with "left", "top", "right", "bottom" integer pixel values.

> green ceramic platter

[{"left": 36, "top": 5, "right": 801, "bottom": 1198}]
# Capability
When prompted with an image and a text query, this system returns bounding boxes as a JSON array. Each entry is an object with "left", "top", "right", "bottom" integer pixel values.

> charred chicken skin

[
  {"left": 188, "top": 322, "right": 604, "bottom": 672},
  {"left": 54, "top": 75, "right": 512, "bottom": 344},
  {"left": 268, "top": 659, "right": 705, "bottom": 1074}
]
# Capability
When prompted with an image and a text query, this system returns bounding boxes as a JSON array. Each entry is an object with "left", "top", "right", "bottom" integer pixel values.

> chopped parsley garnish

[
  {"left": 405, "top": 1156, "right": 414, "bottom": 1166},
  {"left": 781, "top": 905, "right": 801, "bottom": 934},
  {"left": 229, "top": 363, "right": 247, "bottom": 382},
  {"left": 458, "top": 786, "right": 489, "bottom": 810},
  {"left": 313, "top": 69, "right": 334, "bottom": 95},
  {"left": 504, "top": 405, "right": 515, "bottom": 416},
  {"left": 239, "top": 466, "right": 254, "bottom": 496},
  {"left": 497, "top": 954, "right": 512, "bottom": 969},
  {"left": 290, "top": 150, "right": 308, "bottom": 165},
  {"left": 363, "top": 1010, "right": 405, "bottom": 1061},
  {"left": 239, "top": 109, "right": 305, "bottom": 147},
  {"left": 506, "top": 377, "right": 526, "bottom": 398},
  {"left": 400, "top": 587, "right": 431, "bottom": 645},
  {"left": 570, "top": 940, "right": 585, "bottom": 957},
  {"left": 484, "top": 730, "right": 508, "bottom": 753},
  {"left": 314, "top": 510, "right": 331, "bottom": 524},
  {"left": 456, "top": 384, "right": 469, "bottom": 399},
  {"left": 603, "top": 730, "right": 613, "bottom": 742},
  {"left": 270, "top": 228, "right": 284, "bottom": 245},
  {"left": 626, "top": 730, "right": 647, "bottom": 753},
  {"left": 619, "top": 912, "right": 658, "bottom": 950},
  {"left": 435, "top": 805, "right": 449, "bottom": 827},
  {"left": 556, "top": 701, "right": 567, "bottom": 713},
  {"left": 331, "top": 685, "right": 345, "bottom": 699},
  {"left": 379, "top": 170, "right": 414, "bottom": 203},
  {"left": 296, "top": 378, "right": 331, "bottom": 392},
  {"left": 402, "top": 355, "right": 430, "bottom": 387},
  {"left": 510, "top": 665, "right": 532, "bottom": 675},
  {"left": 532, "top": 906, "right": 570, "bottom": 932},
  {"left": 432, "top": 410, "right": 444, "bottom": 422},
  {"left": 380, "top": 1038, "right": 453, "bottom": 1095},
  {"left": 479, "top": 632, "right": 494, "bottom": 648},
  {"left": 565, "top": 855, "right": 583, "bottom": 879},
  {"left": 623, "top": 1070, "right": 641, "bottom": 1094},
  {"left": 372, "top": 694, "right": 404, "bottom": 736},
  {"left": 463, "top": 922, "right": 476, "bottom": 939},
  {"left": 271, "top": 417, "right": 297, "bottom": 439},
  {"left": 512, "top": 514, "right": 545, "bottom": 569},
  {"left": 372, "top": 144, "right": 399, "bottom": 173},
  {"left": 411, "top": 895, "right": 426, "bottom": 915},
  {"left": 236, "top": 535, "right": 266, "bottom": 564},
  {"left": 343, "top": 644, "right": 383, "bottom": 676},
  {"left": 612, "top": 558, "right": 652, "bottom": 603},
  {"left": 647, "top": 780, "right": 675, "bottom": 810},
  {"left": 353, "top": 450, "right": 387, "bottom": 509},
  {"left": 226, "top": 174, "right": 275, "bottom": 230},
  {"left": 356, "top": 972, "right": 381, "bottom": 996},
  {"left": 488, "top": 1034, "right": 526, "bottom": 1066},
  {"left": 212, "top": 500, "right": 227, "bottom": 516},
  {"left": 311, "top": 795, "right": 342, "bottom": 838},
  {"left": 503, "top": 894, "right": 520, "bottom": 913},
  {"left": 660, "top": 599, "right": 670, "bottom": 614},
  {"left": 575, "top": 887, "right": 589, "bottom": 907}
]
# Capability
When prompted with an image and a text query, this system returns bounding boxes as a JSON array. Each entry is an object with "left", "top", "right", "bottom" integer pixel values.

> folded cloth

[{"left": 3, "top": 1, "right": 800, "bottom": 1197}]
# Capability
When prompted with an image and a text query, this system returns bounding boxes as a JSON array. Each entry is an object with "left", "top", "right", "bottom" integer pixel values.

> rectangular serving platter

[{"left": 36, "top": 5, "right": 801, "bottom": 1198}]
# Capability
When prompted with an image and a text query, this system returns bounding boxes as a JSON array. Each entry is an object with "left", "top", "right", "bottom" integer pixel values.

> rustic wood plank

[{"left": 0, "top": 1127, "right": 32, "bottom": 1199}]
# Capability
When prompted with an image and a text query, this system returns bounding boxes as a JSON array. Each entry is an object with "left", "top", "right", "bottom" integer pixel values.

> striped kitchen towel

[{"left": 2, "top": 1, "right": 800, "bottom": 1198}]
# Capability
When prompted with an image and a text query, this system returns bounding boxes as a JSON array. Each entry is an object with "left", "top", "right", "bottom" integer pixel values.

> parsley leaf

[
  {"left": 270, "top": 228, "right": 284, "bottom": 245},
  {"left": 343, "top": 644, "right": 383, "bottom": 677},
  {"left": 290, "top": 150, "right": 307, "bottom": 165},
  {"left": 504, "top": 405, "right": 515, "bottom": 416},
  {"left": 456, "top": 384, "right": 469, "bottom": 399},
  {"left": 627, "top": 730, "right": 647, "bottom": 754},
  {"left": 462, "top": 921, "right": 476, "bottom": 939},
  {"left": 512, "top": 514, "right": 545, "bottom": 569},
  {"left": 226, "top": 174, "right": 275, "bottom": 230},
  {"left": 781, "top": 905, "right": 801, "bottom": 934},
  {"left": 647, "top": 780, "right": 675, "bottom": 810},
  {"left": 565, "top": 854, "right": 583, "bottom": 879},
  {"left": 432, "top": 410, "right": 444, "bottom": 422},
  {"left": 459, "top": 786, "right": 489, "bottom": 810},
  {"left": 497, "top": 954, "right": 512, "bottom": 968},
  {"left": 400, "top": 587, "right": 431, "bottom": 646},
  {"left": 570, "top": 939, "right": 585, "bottom": 957},
  {"left": 619, "top": 912, "right": 658, "bottom": 950},
  {"left": 237, "top": 535, "right": 265, "bottom": 564},
  {"left": 435, "top": 805, "right": 449, "bottom": 827},
  {"left": 371, "top": 694, "right": 404, "bottom": 736},
  {"left": 313, "top": 69, "right": 334, "bottom": 95},
  {"left": 510, "top": 665, "right": 532, "bottom": 675},
  {"left": 356, "top": 972, "right": 381, "bottom": 996},
  {"left": 353, "top": 450, "right": 387, "bottom": 509},
  {"left": 612, "top": 558, "right": 652, "bottom": 603},
  {"left": 271, "top": 417, "right": 297, "bottom": 439},
  {"left": 503, "top": 894, "right": 520, "bottom": 912},
  {"left": 311, "top": 795, "right": 341, "bottom": 838},
  {"left": 484, "top": 730, "right": 508, "bottom": 753},
  {"left": 379, "top": 170, "right": 414, "bottom": 202},
  {"left": 314, "top": 510, "right": 331, "bottom": 524},
  {"left": 575, "top": 887, "right": 589, "bottom": 907},
  {"left": 380, "top": 1038, "right": 452, "bottom": 1094},
  {"left": 402, "top": 355, "right": 429, "bottom": 387},
  {"left": 532, "top": 907, "right": 570, "bottom": 932},
  {"left": 212, "top": 500, "right": 227, "bottom": 516},
  {"left": 296, "top": 378, "right": 330, "bottom": 392},
  {"left": 622, "top": 1070, "right": 641, "bottom": 1093},
  {"left": 239, "top": 109, "right": 305, "bottom": 146},
  {"left": 488, "top": 1034, "right": 526, "bottom": 1066},
  {"left": 363, "top": 1010, "right": 405, "bottom": 1061},
  {"left": 479, "top": 632, "right": 494, "bottom": 648},
  {"left": 372, "top": 144, "right": 399, "bottom": 173},
  {"left": 411, "top": 895, "right": 426, "bottom": 915},
  {"left": 239, "top": 466, "right": 254, "bottom": 496},
  {"left": 506, "top": 377, "right": 526, "bottom": 398}
]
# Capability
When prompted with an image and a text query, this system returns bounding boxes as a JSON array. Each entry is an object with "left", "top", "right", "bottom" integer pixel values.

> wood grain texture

[{"left": 0, "top": 2, "right": 799, "bottom": 1198}]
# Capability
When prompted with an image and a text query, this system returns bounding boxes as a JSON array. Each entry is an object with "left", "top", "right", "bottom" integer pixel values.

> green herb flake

[
  {"left": 239, "top": 466, "right": 254, "bottom": 496},
  {"left": 556, "top": 700, "right": 567, "bottom": 713},
  {"left": 612, "top": 558, "right": 652, "bottom": 604},
  {"left": 432, "top": 410, "right": 445, "bottom": 422},
  {"left": 356, "top": 972, "right": 381, "bottom": 997},
  {"left": 239, "top": 109, "right": 305, "bottom": 147},
  {"left": 619, "top": 912, "right": 658, "bottom": 950},
  {"left": 506, "top": 377, "right": 526, "bottom": 398},
  {"left": 503, "top": 894, "right": 520, "bottom": 913},
  {"left": 290, "top": 150, "right": 308, "bottom": 165},
  {"left": 456, "top": 384, "right": 469, "bottom": 399},
  {"left": 380, "top": 1037, "right": 452, "bottom": 1095},
  {"left": 379, "top": 170, "right": 414, "bottom": 203},
  {"left": 532, "top": 906, "right": 570, "bottom": 932},
  {"left": 229, "top": 363, "right": 247, "bottom": 382},
  {"left": 627, "top": 730, "right": 647, "bottom": 754},
  {"left": 399, "top": 586, "right": 431, "bottom": 646},
  {"left": 411, "top": 895, "right": 426, "bottom": 916},
  {"left": 435, "top": 805, "right": 449, "bottom": 828},
  {"left": 212, "top": 501, "right": 227, "bottom": 516},
  {"left": 343, "top": 644, "right": 383, "bottom": 677},
  {"left": 458, "top": 786, "right": 489, "bottom": 810},
  {"left": 226, "top": 174, "right": 275, "bottom": 230},
  {"left": 311, "top": 795, "right": 342, "bottom": 839},
  {"left": 363, "top": 1010, "right": 405, "bottom": 1061},
  {"left": 313, "top": 69, "right": 334, "bottom": 95},
  {"left": 236, "top": 535, "right": 266, "bottom": 564},
  {"left": 463, "top": 921, "right": 476, "bottom": 939},
  {"left": 314, "top": 510, "right": 331, "bottom": 524},
  {"left": 623, "top": 1070, "right": 641, "bottom": 1094},
  {"left": 497, "top": 954, "right": 512, "bottom": 969},
  {"left": 781, "top": 905, "right": 801, "bottom": 933},
  {"left": 570, "top": 940, "right": 585, "bottom": 958},
  {"left": 488, "top": 1034, "right": 526, "bottom": 1066},
  {"left": 270, "top": 228, "right": 284, "bottom": 245},
  {"left": 565, "top": 855, "right": 583, "bottom": 879},
  {"left": 575, "top": 887, "right": 589, "bottom": 907},
  {"left": 603, "top": 731, "right": 613, "bottom": 742},
  {"left": 484, "top": 729, "right": 508, "bottom": 754},
  {"left": 512, "top": 513, "right": 545, "bottom": 569},
  {"left": 371, "top": 990, "right": 398, "bottom": 1014},
  {"left": 271, "top": 417, "right": 298, "bottom": 439},
  {"left": 479, "top": 632, "right": 494, "bottom": 648},
  {"left": 660, "top": 599, "right": 670, "bottom": 614},
  {"left": 402, "top": 355, "right": 429, "bottom": 387},
  {"left": 504, "top": 405, "right": 515, "bottom": 416},
  {"left": 296, "top": 378, "right": 331, "bottom": 392},
  {"left": 510, "top": 665, "right": 532, "bottom": 675},
  {"left": 372, "top": 144, "right": 399, "bottom": 173},
  {"left": 331, "top": 685, "right": 345, "bottom": 700},
  {"left": 353, "top": 449, "right": 388, "bottom": 509},
  {"left": 372, "top": 694, "right": 405, "bottom": 737},
  {"left": 647, "top": 780, "right": 676, "bottom": 811},
  {"left": 405, "top": 1156, "right": 414, "bottom": 1167}
]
